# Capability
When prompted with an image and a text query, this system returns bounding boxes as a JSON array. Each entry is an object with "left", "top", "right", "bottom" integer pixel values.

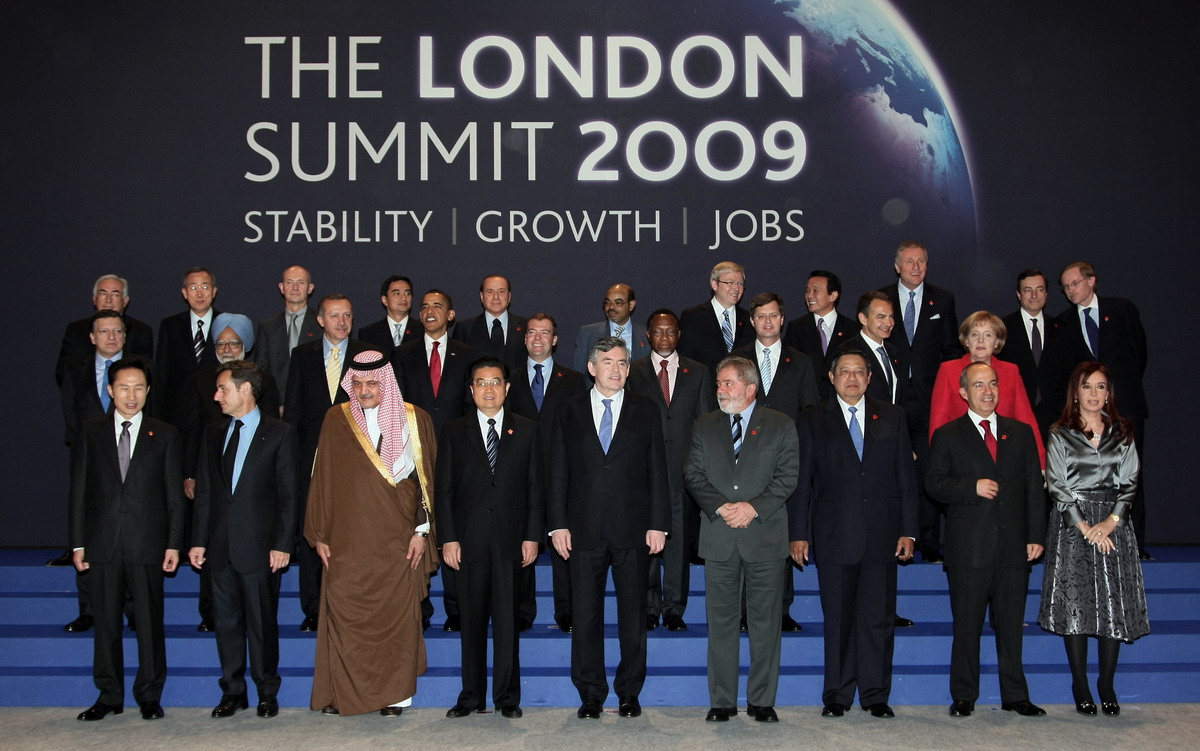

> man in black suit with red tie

[
  {"left": 437, "top": 357, "right": 543, "bottom": 719},
  {"left": 69, "top": 358, "right": 184, "bottom": 722},
  {"left": 877, "top": 242, "right": 962, "bottom": 563},
  {"left": 678, "top": 261, "right": 755, "bottom": 373},
  {"left": 189, "top": 360, "right": 298, "bottom": 719},
  {"left": 451, "top": 274, "right": 529, "bottom": 369},
  {"left": 926, "top": 362, "right": 1047, "bottom": 718},
  {"left": 283, "top": 294, "right": 371, "bottom": 631},
  {"left": 995, "top": 269, "right": 1071, "bottom": 441},
  {"left": 628, "top": 309, "right": 713, "bottom": 632},
  {"left": 784, "top": 270, "right": 859, "bottom": 398},
  {"left": 357, "top": 274, "right": 418, "bottom": 358},
  {"left": 56, "top": 274, "right": 154, "bottom": 389},
  {"left": 506, "top": 312, "right": 588, "bottom": 632},
  {"left": 549, "top": 337, "right": 670, "bottom": 720},
  {"left": 157, "top": 267, "right": 221, "bottom": 428},
  {"left": 790, "top": 350, "right": 918, "bottom": 719}
]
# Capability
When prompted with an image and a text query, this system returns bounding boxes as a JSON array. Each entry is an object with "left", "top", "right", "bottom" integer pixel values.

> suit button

[{"left": 733, "top": 485, "right": 739, "bottom": 491}]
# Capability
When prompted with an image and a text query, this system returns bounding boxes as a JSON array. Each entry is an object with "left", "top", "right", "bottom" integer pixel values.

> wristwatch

[{"left": 414, "top": 531, "right": 429, "bottom": 538}]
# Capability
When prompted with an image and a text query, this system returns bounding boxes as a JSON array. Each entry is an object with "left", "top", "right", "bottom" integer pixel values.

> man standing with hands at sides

[
  {"left": 70, "top": 358, "right": 183, "bottom": 721},
  {"left": 679, "top": 261, "right": 755, "bottom": 373},
  {"left": 158, "top": 267, "right": 221, "bottom": 428},
  {"left": 926, "top": 362, "right": 1047, "bottom": 718},
  {"left": 790, "top": 351, "right": 918, "bottom": 719},
  {"left": 453, "top": 274, "right": 529, "bottom": 369},
  {"left": 549, "top": 337, "right": 669, "bottom": 720},
  {"left": 686, "top": 356, "right": 799, "bottom": 723},
  {"left": 254, "top": 266, "right": 320, "bottom": 403},
  {"left": 189, "top": 360, "right": 298, "bottom": 719},
  {"left": 784, "top": 270, "right": 858, "bottom": 398},
  {"left": 437, "top": 357, "right": 543, "bottom": 719}
]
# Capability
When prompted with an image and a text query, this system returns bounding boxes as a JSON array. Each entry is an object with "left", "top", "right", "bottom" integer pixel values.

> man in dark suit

[
  {"left": 573, "top": 283, "right": 651, "bottom": 375},
  {"left": 252, "top": 265, "right": 321, "bottom": 402},
  {"left": 283, "top": 293, "right": 371, "bottom": 631},
  {"left": 437, "top": 356, "right": 543, "bottom": 719},
  {"left": 784, "top": 270, "right": 859, "bottom": 398},
  {"left": 548, "top": 337, "right": 670, "bottom": 720},
  {"left": 790, "top": 350, "right": 918, "bottom": 719},
  {"left": 392, "top": 289, "right": 479, "bottom": 631},
  {"left": 189, "top": 360, "right": 298, "bottom": 719},
  {"left": 357, "top": 274, "right": 418, "bottom": 358},
  {"left": 451, "top": 274, "right": 529, "bottom": 369},
  {"left": 995, "top": 269, "right": 1071, "bottom": 440},
  {"left": 925, "top": 362, "right": 1047, "bottom": 718},
  {"left": 69, "top": 357, "right": 184, "bottom": 721},
  {"left": 679, "top": 261, "right": 755, "bottom": 372},
  {"left": 157, "top": 266, "right": 221, "bottom": 428},
  {"left": 56, "top": 274, "right": 154, "bottom": 388},
  {"left": 685, "top": 356, "right": 799, "bottom": 723},
  {"left": 877, "top": 242, "right": 961, "bottom": 563},
  {"left": 507, "top": 312, "right": 588, "bottom": 633},
  {"left": 1057, "top": 261, "right": 1150, "bottom": 556},
  {"left": 834, "top": 292, "right": 906, "bottom": 407},
  {"left": 628, "top": 309, "right": 714, "bottom": 632}
]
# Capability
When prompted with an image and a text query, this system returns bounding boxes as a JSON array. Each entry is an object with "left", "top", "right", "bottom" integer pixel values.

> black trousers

[
  {"left": 816, "top": 559, "right": 897, "bottom": 707},
  {"left": 211, "top": 564, "right": 282, "bottom": 699},
  {"left": 569, "top": 544, "right": 649, "bottom": 702},
  {"left": 90, "top": 557, "right": 166, "bottom": 706},
  {"left": 455, "top": 549, "right": 522, "bottom": 709},
  {"left": 947, "top": 564, "right": 1031, "bottom": 703}
]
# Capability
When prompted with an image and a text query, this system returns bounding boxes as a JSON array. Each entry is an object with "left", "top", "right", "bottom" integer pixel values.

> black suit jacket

[
  {"left": 925, "top": 414, "right": 1047, "bottom": 569},
  {"left": 731, "top": 343, "right": 819, "bottom": 423},
  {"left": 69, "top": 414, "right": 185, "bottom": 563},
  {"left": 507, "top": 359, "right": 589, "bottom": 464},
  {"left": 678, "top": 301, "right": 754, "bottom": 373},
  {"left": 157, "top": 310, "right": 222, "bottom": 426},
  {"left": 56, "top": 314, "right": 154, "bottom": 387},
  {"left": 357, "top": 316, "right": 419, "bottom": 359},
  {"left": 1057, "top": 296, "right": 1148, "bottom": 418},
  {"left": 995, "top": 311, "right": 1073, "bottom": 433},
  {"left": 436, "top": 411, "right": 544, "bottom": 561},
  {"left": 182, "top": 364, "right": 281, "bottom": 479},
  {"left": 253, "top": 307, "right": 322, "bottom": 397},
  {"left": 391, "top": 338, "right": 479, "bottom": 437},
  {"left": 833, "top": 333, "right": 906, "bottom": 406},
  {"left": 783, "top": 312, "right": 859, "bottom": 399},
  {"left": 60, "top": 354, "right": 156, "bottom": 446},
  {"left": 790, "top": 398, "right": 918, "bottom": 564},
  {"left": 451, "top": 312, "right": 529, "bottom": 369},
  {"left": 192, "top": 414, "right": 299, "bottom": 573},
  {"left": 283, "top": 338, "right": 373, "bottom": 473},
  {"left": 877, "top": 282, "right": 961, "bottom": 419},
  {"left": 548, "top": 391, "right": 670, "bottom": 549}
]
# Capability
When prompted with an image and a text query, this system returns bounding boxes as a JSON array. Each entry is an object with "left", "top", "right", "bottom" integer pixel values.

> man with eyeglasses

[
  {"left": 56, "top": 273, "right": 154, "bottom": 388},
  {"left": 679, "top": 261, "right": 755, "bottom": 373},
  {"left": 157, "top": 267, "right": 222, "bottom": 428}
]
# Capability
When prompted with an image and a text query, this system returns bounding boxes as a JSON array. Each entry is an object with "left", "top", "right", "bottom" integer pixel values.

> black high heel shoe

[
  {"left": 1075, "top": 700, "right": 1097, "bottom": 716},
  {"left": 1100, "top": 700, "right": 1120, "bottom": 716}
]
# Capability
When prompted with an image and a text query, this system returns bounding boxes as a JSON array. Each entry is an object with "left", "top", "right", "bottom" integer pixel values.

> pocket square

[{"left": 929, "top": 313, "right": 941, "bottom": 320}]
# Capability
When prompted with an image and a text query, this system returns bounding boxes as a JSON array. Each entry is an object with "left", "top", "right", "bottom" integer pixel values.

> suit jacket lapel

[
  {"left": 824, "top": 401, "right": 858, "bottom": 461},
  {"left": 123, "top": 417, "right": 155, "bottom": 480}
]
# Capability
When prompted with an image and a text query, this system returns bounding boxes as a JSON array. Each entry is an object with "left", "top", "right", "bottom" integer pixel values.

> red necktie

[
  {"left": 658, "top": 359, "right": 671, "bottom": 407},
  {"left": 430, "top": 341, "right": 442, "bottom": 398},
  {"left": 980, "top": 419, "right": 997, "bottom": 462}
]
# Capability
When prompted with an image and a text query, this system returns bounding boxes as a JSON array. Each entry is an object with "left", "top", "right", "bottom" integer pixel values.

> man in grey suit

[
  {"left": 573, "top": 283, "right": 650, "bottom": 376},
  {"left": 685, "top": 356, "right": 799, "bottom": 723},
  {"left": 253, "top": 265, "right": 320, "bottom": 404}
]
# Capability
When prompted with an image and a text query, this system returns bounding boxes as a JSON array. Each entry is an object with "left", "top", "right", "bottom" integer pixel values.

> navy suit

[
  {"left": 833, "top": 334, "right": 906, "bottom": 406},
  {"left": 56, "top": 314, "right": 154, "bottom": 387},
  {"left": 357, "top": 316, "right": 418, "bottom": 359},
  {"left": 783, "top": 312, "right": 859, "bottom": 399}
]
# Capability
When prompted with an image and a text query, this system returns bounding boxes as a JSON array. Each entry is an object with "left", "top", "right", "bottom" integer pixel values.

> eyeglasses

[
  {"left": 717, "top": 280, "right": 745, "bottom": 289},
  {"left": 753, "top": 312, "right": 782, "bottom": 321},
  {"left": 215, "top": 341, "right": 244, "bottom": 350},
  {"left": 472, "top": 378, "right": 504, "bottom": 388},
  {"left": 1062, "top": 278, "right": 1089, "bottom": 290}
]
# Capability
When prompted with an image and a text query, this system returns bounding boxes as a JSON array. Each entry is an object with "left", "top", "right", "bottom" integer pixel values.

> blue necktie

[
  {"left": 875, "top": 346, "right": 894, "bottom": 401},
  {"left": 599, "top": 398, "right": 613, "bottom": 454},
  {"left": 848, "top": 406, "right": 864, "bottom": 461},
  {"left": 1083, "top": 307, "right": 1100, "bottom": 357},
  {"left": 904, "top": 291, "right": 916, "bottom": 344},
  {"left": 99, "top": 359, "right": 113, "bottom": 412},
  {"left": 532, "top": 363, "right": 545, "bottom": 412}
]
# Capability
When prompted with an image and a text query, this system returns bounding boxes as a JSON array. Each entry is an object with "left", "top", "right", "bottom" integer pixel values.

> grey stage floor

[{"left": 2, "top": 704, "right": 1196, "bottom": 750}]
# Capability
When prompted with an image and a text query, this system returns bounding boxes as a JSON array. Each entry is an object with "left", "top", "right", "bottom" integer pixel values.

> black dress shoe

[
  {"left": 949, "top": 700, "right": 973, "bottom": 717},
  {"left": 321, "top": 705, "right": 340, "bottom": 715},
  {"left": 422, "top": 618, "right": 431, "bottom": 631},
  {"left": 46, "top": 550, "right": 74, "bottom": 567},
  {"left": 518, "top": 618, "right": 533, "bottom": 632},
  {"left": 781, "top": 614, "right": 803, "bottom": 632},
  {"left": 555, "top": 616, "right": 573, "bottom": 633},
  {"left": 500, "top": 706, "right": 523, "bottom": 718},
  {"left": 921, "top": 549, "right": 944, "bottom": 564},
  {"left": 746, "top": 704, "right": 778, "bottom": 722},
  {"left": 647, "top": 614, "right": 658, "bottom": 631},
  {"left": 863, "top": 703, "right": 894, "bottom": 718},
  {"left": 1138, "top": 549, "right": 1155, "bottom": 561},
  {"left": 212, "top": 694, "right": 248, "bottom": 718},
  {"left": 705, "top": 707, "right": 734, "bottom": 722},
  {"left": 1101, "top": 701, "right": 1120, "bottom": 716},
  {"left": 577, "top": 699, "right": 602, "bottom": 719},
  {"left": 821, "top": 703, "right": 845, "bottom": 717},
  {"left": 299, "top": 615, "right": 318, "bottom": 632},
  {"left": 1001, "top": 700, "right": 1046, "bottom": 716},
  {"left": 197, "top": 619, "right": 215, "bottom": 633},
  {"left": 77, "top": 702, "right": 123, "bottom": 721},
  {"left": 664, "top": 614, "right": 688, "bottom": 631},
  {"left": 1076, "top": 700, "right": 1097, "bottom": 716},
  {"left": 380, "top": 706, "right": 403, "bottom": 717},
  {"left": 618, "top": 696, "right": 641, "bottom": 717},
  {"left": 443, "top": 615, "right": 461, "bottom": 632},
  {"left": 894, "top": 615, "right": 915, "bottom": 628},
  {"left": 64, "top": 615, "right": 94, "bottom": 632},
  {"left": 257, "top": 698, "right": 279, "bottom": 718},
  {"left": 140, "top": 702, "right": 164, "bottom": 720},
  {"left": 446, "top": 704, "right": 475, "bottom": 718}
]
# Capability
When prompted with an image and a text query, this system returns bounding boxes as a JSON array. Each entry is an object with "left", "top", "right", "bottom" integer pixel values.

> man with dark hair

[
  {"left": 834, "top": 292, "right": 906, "bottom": 407},
  {"left": 70, "top": 357, "right": 184, "bottom": 721},
  {"left": 679, "top": 261, "right": 755, "bottom": 372},
  {"left": 573, "top": 283, "right": 650, "bottom": 375},
  {"left": 994, "top": 269, "right": 1071, "bottom": 440},
  {"left": 189, "top": 359, "right": 298, "bottom": 719},
  {"left": 452, "top": 274, "right": 529, "bottom": 369},
  {"left": 56, "top": 274, "right": 154, "bottom": 388},
  {"left": 784, "top": 270, "right": 859, "bottom": 398},
  {"left": 157, "top": 267, "right": 222, "bottom": 427},
  {"left": 438, "top": 356, "right": 543, "bottom": 719},
  {"left": 358, "top": 274, "right": 417, "bottom": 357},
  {"left": 253, "top": 266, "right": 321, "bottom": 401}
]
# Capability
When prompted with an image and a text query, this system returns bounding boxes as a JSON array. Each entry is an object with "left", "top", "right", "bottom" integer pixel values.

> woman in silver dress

[{"left": 1039, "top": 362, "right": 1148, "bottom": 716}]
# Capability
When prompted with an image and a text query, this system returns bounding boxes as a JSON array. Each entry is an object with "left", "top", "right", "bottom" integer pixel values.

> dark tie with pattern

[
  {"left": 193, "top": 320, "right": 205, "bottom": 363},
  {"left": 532, "top": 363, "right": 545, "bottom": 412},
  {"left": 658, "top": 359, "right": 671, "bottom": 407},
  {"left": 732, "top": 414, "right": 743, "bottom": 461},
  {"left": 486, "top": 418, "right": 498, "bottom": 473},
  {"left": 1083, "top": 307, "right": 1100, "bottom": 357},
  {"left": 1030, "top": 318, "right": 1042, "bottom": 365}
]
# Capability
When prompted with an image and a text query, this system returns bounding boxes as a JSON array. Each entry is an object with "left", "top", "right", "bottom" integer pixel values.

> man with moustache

[
  {"left": 784, "top": 270, "right": 859, "bottom": 398},
  {"left": 358, "top": 274, "right": 418, "bottom": 358},
  {"left": 995, "top": 269, "right": 1071, "bottom": 440},
  {"left": 157, "top": 267, "right": 222, "bottom": 428},
  {"left": 453, "top": 274, "right": 529, "bottom": 369},
  {"left": 253, "top": 265, "right": 321, "bottom": 401},
  {"left": 573, "top": 283, "right": 651, "bottom": 376},
  {"left": 679, "top": 261, "right": 755, "bottom": 373},
  {"left": 56, "top": 274, "right": 154, "bottom": 389}
]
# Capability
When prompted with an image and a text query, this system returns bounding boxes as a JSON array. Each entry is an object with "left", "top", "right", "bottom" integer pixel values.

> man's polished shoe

[
  {"left": 46, "top": 550, "right": 74, "bottom": 567},
  {"left": 647, "top": 614, "right": 658, "bottom": 631},
  {"left": 299, "top": 615, "right": 318, "bottom": 632},
  {"left": 257, "top": 698, "right": 279, "bottom": 718},
  {"left": 863, "top": 703, "right": 894, "bottom": 718},
  {"left": 894, "top": 615, "right": 915, "bottom": 628},
  {"left": 321, "top": 705, "right": 339, "bottom": 715},
  {"left": 518, "top": 617, "right": 533, "bottom": 632},
  {"left": 555, "top": 615, "right": 572, "bottom": 633},
  {"left": 1075, "top": 700, "right": 1097, "bottom": 716},
  {"left": 1001, "top": 700, "right": 1046, "bottom": 716},
  {"left": 446, "top": 704, "right": 476, "bottom": 718},
  {"left": 500, "top": 706, "right": 523, "bottom": 719},
  {"left": 379, "top": 706, "right": 403, "bottom": 717},
  {"left": 921, "top": 549, "right": 944, "bottom": 564},
  {"left": 577, "top": 699, "right": 602, "bottom": 719},
  {"left": 1101, "top": 701, "right": 1120, "bottom": 716},
  {"left": 77, "top": 702, "right": 122, "bottom": 721},
  {"left": 746, "top": 704, "right": 778, "bottom": 722},
  {"left": 443, "top": 615, "right": 461, "bottom": 632},
  {"left": 949, "top": 700, "right": 973, "bottom": 717},
  {"left": 63, "top": 615, "right": 94, "bottom": 632},
  {"left": 211, "top": 695, "right": 248, "bottom": 718},
  {"left": 140, "top": 702, "right": 164, "bottom": 720},
  {"left": 705, "top": 706, "right": 735, "bottom": 722},
  {"left": 197, "top": 619, "right": 215, "bottom": 633},
  {"left": 618, "top": 696, "right": 641, "bottom": 717},
  {"left": 422, "top": 617, "right": 431, "bottom": 631},
  {"left": 780, "top": 614, "right": 803, "bottom": 632},
  {"left": 821, "top": 703, "right": 845, "bottom": 717},
  {"left": 664, "top": 614, "right": 688, "bottom": 631},
  {"left": 1139, "top": 549, "right": 1154, "bottom": 561}
]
